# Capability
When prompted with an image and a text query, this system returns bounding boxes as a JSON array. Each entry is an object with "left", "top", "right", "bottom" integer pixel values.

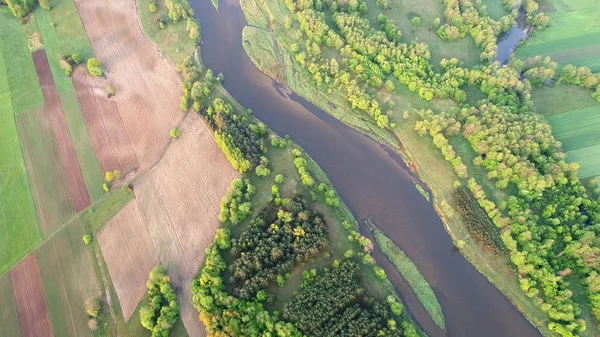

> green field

[
  {"left": 33, "top": 1, "right": 105, "bottom": 201},
  {"left": 517, "top": 0, "right": 600, "bottom": 71},
  {"left": 0, "top": 8, "right": 43, "bottom": 275},
  {"left": 533, "top": 84, "right": 600, "bottom": 179},
  {"left": 37, "top": 219, "right": 101, "bottom": 337},
  {"left": 372, "top": 226, "right": 445, "bottom": 331},
  {"left": 0, "top": 276, "right": 21, "bottom": 337},
  {"left": 16, "top": 106, "right": 76, "bottom": 234},
  {"left": 481, "top": 0, "right": 509, "bottom": 20}
]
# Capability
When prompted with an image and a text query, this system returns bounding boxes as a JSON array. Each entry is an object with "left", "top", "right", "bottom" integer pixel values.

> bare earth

[
  {"left": 97, "top": 200, "right": 159, "bottom": 320},
  {"left": 32, "top": 49, "right": 91, "bottom": 212},
  {"left": 135, "top": 113, "right": 239, "bottom": 336},
  {"left": 10, "top": 254, "right": 54, "bottom": 337},
  {"left": 74, "top": 0, "right": 183, "bottom": 170},
  {"left": 72, "top": 68, "right": 139, "bottom": 176}
]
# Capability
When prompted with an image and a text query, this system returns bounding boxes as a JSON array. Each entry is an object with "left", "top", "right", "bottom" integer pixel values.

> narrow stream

[{"left": 191, "top": 0, "right": 542, "bottom": 336}]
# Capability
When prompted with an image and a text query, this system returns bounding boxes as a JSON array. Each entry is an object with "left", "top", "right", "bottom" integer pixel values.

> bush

[
  {"left": 71, "top": 53, "right": 83, "bottom": 65},
  {"left": 275, "top": 174, "right": 285, "bottom": 184},
  {"left": 60, "top": 60, "right": 73, "bottom": 77},
  {"left": 88, "top": 319, "right": 98, "bottom": 331},
  {"left": 170, "top": 128, "right": 180, "bottom": 138},
  {"left": 39, "top": 0, "right": 51, "bottom": 10},
  {"left": 411, "top": 16, "right": 421, "bottom": 27},
  {"left": 87, "top": 58, "right": 104, "bottom": 76},
  {"left": 149, "top": 3, "right": 157, "bottom": 12},
  {"left": 106, "top": 85, "right": 115, "bottom": 98},
  {"left": 83, "top": 234, "right": 93, "bottom": 245},
  {"left": 85, "top": 298, "right": 100, "bottom": 317}
]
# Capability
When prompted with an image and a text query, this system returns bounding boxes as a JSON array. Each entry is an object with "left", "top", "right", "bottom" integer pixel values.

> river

[{"left": 191, "top": 0, "right": 542, "bottom": 336}]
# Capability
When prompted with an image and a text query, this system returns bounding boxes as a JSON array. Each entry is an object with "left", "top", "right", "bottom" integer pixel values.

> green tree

[{"left": 87, "top": 58, "right": 104, "bottom": 76}]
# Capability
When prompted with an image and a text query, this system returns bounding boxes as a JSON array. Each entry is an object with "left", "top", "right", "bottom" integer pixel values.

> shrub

[
  {"left": 88, "top": 319, "right": 98, "bottom": 331},
  {"left": 105, "top": 85, "right": 115, "bottom": 98},
  {"left": 149, "top": 3, "right": 157, "bottom": 12},
  {"left": 275, "top": 174, "right": 285, "bottom": 184},
  {"left": 103, "top": 183, "right": 110, "bottom": 192},
  {"left": 170, "top": 128, "right": 180, "bottom": 138},
  {"left": 411, "top": 16, "right": 421, "bottom": 27},
  {"left": 83, "top": 234, "right": 93, "bottom": 245},
  {"left": 60, "top": 60, "right": 73, "bottom": 77},
  {"left": 87, "top": 58, "right": 104, "bottom": 76},
  {"left": 71, "top": 53, "right": 83, "bottom": 65},
  {"left": 374, "top": 266, "right": 386, "bottom": 280},
  {"left": 39, "top": 0, "right": 51, "bottom": 10},
  {"left": 85, "top": 298, "right": 100, "bottom": 317}
]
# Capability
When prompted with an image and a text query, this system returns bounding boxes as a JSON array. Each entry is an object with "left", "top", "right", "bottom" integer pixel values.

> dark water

[
  {"left": 191, "top": 0, "right": 542, "bottom": 336},
  {"left": 497, "top": 11, "right": 530, "bottom": 64}
]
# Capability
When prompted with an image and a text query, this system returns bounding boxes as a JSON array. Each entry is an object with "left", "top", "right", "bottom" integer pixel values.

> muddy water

[{"left": 191, "top": 0, "right": 542, "bottom": 336}]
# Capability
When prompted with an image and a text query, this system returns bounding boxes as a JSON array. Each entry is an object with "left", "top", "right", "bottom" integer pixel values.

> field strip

[{"left": 0, "top": 109, "right": 190, "bottom": 281}]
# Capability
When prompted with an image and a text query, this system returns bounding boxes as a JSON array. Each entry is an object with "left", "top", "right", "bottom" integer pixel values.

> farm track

[{"left": 32, "top": 49, "right": 91, "bottom": 212}]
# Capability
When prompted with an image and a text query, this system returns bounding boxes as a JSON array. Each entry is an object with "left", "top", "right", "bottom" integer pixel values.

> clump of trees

[
  {"left": 283, "top": 261, "right": 410, "bottom": 337},
  {"left": 192, "top": 231, "right": 304, "bottom": 336},
  {"left": 219, "top": 178, "right": 255, "bottom": 225},
  {"left": 4, "top": 0, "right": 47, "bottom": 18},
  {"left": 229, "top": 195, "right": 329, "bottom": 299},
  {"left": 58, "top": 53, "right": 84, "bottom": 77},
  {"left": 85, "top": 297, "right": 101, "bottom": 331},
  {"left": 559, "top": 65, "right": 600, "bottom": 102},
  {"left": 140, "top": 265, "right": 179, "bottom": 337}
]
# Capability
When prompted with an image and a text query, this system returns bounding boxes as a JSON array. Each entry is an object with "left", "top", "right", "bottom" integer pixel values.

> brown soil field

[
  {"left": 73, "top": 0, "right": 184, "bottom": 170},
  {"left": 32, "top": 49, "right": 91, "bottom": 212},
  {"left": 72, "top": 68, "right": 139, "bottom": 176},
  {"left": 10, "top": 254, "right": 54, "bottom": 337},
  {"left": 97, "top": 200, "right": 159, "bottom": 320},
  {"left": 16, "top": 106, "right": 75, "bottom": 234},
  {"left": 135, "top": 113, "right": 239, "bottom": 336}
]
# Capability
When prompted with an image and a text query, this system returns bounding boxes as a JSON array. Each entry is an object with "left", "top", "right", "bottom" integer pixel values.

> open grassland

[
  {"left": 0, "top": 8, "right": 44, "bottom": 112},
  {"left": 137, "top": 0, "right": 198, "bottom": 65},
  {"left": 135, "top": 112, "right": 239, "bottom": 336},
  {"left": 481, "top": 0, "right": 508, "bottom": 20},
  {"left": 0, "top": 10, "right": 43, "bottom": 275},
  {"left": 0, "top": 276, "right": 21, "bottom": 337},
  {"left": 517, "top": 0, "right": 600, "bottom": 71},
  {"left": 533, "top": 84, "right": 600, "bottom": 179},
  {"left": 16, "top": 106, "right": 75, "bottom": 234},
  {"left": 10, "top": 254, "right": 54, "bottom": 337},
  {"left": 97, "top": 200, "right": 160, "bottom": 320},
  {"left": 75, "top": 0, "right": 184, "bottom": 171},
  {"left": 242, "top": 26, "right": 284, "bottom": 81},
  {"left": 36, "top": 219, "right": 100, "bottom": 337},
  {"left": 364, "top": 0, "right": 481, "bottom": 68},
  {"left": 373, "top": 227, "right": 445, "bottom": 331},
  {"left": 33, "top": 0, "right": 106, "bottom": 202},
  {"left": 81, "top": 186, "right": 135, "bottom": 233}
]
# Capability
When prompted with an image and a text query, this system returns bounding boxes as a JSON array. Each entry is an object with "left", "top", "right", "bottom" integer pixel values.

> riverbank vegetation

[
  {"left": 239, "top": 0, "right": 600, "bottom": 336},
  {"left": 371, "top": 223, "right": 445, "bottom": 330}
]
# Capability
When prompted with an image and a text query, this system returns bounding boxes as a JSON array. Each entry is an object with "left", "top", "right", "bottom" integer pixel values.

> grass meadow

[
  {"left": 517, "top": 0, "right": 600, "bottom": 71},
  {"left": 373, "top": 226, "right": 445, "bottom": 331},
  {"left": 0, "top": 7, "right": 43, "bottom": 276},
  {"left": 0, "top": 275, "right": 21, "bottom": 337},
  {"left": 137, "top": 0, "right": 198, "bottom": 65},
  {"left": 533, "top": 84, "right": 600, "bottom": 180},
  {"left": 241, "top": 26, "right": 284, "bottom": 81}
]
